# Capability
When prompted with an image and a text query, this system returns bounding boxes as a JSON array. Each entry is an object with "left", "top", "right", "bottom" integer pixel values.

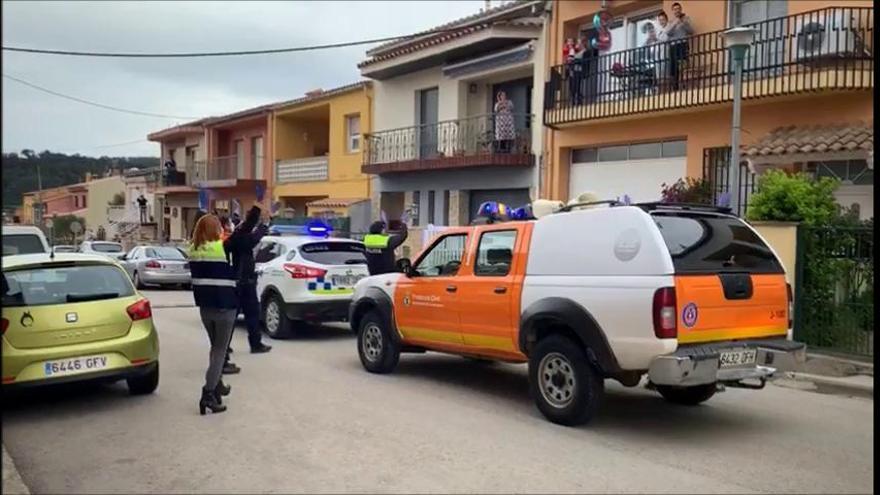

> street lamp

[{"left": 722, "top": 26, "right": 755, "bottom": 216}]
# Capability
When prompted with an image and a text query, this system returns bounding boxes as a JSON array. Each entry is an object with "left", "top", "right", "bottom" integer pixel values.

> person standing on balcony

[
  {"left": 137, "top": 193, "right": 148, "bottom": 224},
  {"left": 493, "top": 91, "right": 516, "bottom": 154},
  {"left": 667, "top": 2, "right": 695, "bottom": 90},
  {"left": 164, "top": 151, "right": 177, "bottom": 186},
  {"left": 567, "top": 38, "right": 586, "bottom": 105}
]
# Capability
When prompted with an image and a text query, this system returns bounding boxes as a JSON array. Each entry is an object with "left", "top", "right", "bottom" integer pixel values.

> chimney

[
  {"left": 305, "top": 88, "right": 324, "bottom": 98},
  {"left": 85, "top": 172, "right": 92, "bottom": 182}
]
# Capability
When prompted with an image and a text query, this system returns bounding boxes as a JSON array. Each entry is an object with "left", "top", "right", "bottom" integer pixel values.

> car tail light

[
  {"left": 786, "top": 283, "right": 793, "bottom": 329},
  {"left": 652, "top": 287, "right": 677, "bottom": 339},
  {"left": 126, "top": 299, "right": 152, "bottom": 321},
  {"left": 1, "top": 318, "right": 8, "bottom": 335},
  {"left": 283, "top": 263, "right": 327, "bottom": 279},
  {"left": 145, "top": 260, "right": 161, "bottom": 269}
]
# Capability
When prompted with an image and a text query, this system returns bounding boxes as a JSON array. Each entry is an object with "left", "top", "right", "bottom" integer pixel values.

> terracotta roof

[
  {"left": 306, "top": 197, "right": 369, "bottom": 208},
  {"left": 743, "top": 122, "right": 873, "bottom": 158},
  {"left": 147, "top": 118, "right": 214, "bottom": 141},
  {"left": 272, "top": 81, "right": 370, "bottom": 111},
  {"left": 359, "top": 0, "right": 543, "bottom": 69}
]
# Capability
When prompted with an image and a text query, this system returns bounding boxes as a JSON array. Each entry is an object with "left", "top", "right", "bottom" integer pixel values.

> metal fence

[
  {"left": 702, "top": 146, "right": 756, "bottom": 217},
  {"left": 795, "top": 225, "right": 874, "bottom": 357}
]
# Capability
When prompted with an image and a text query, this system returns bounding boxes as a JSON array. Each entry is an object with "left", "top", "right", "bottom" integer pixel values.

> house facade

[
  {"left": 360, "top": 0, "right": 549, "bottom": 251},
  {"left": 542, "top": 0, "right": 873, "bottom": 217},
  {"left": 21, "top": 171, "right": 124, "bottom": 237},
  {"left": 271, "top": 82, "right": 373, "bottom": 231}
]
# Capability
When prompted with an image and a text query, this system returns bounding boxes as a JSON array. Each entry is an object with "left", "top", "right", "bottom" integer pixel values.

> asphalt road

[{"left": 2, "top": 290, "right": 874, "bottom": 494}]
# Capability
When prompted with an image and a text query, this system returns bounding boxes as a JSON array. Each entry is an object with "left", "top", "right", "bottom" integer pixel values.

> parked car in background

[
  {"left": 2, "top": 226, "right": 50, "bottom": 256},
  {"left": 120, "top": 245, "right": 191, "bottom": 289},
  {"left": 255, "top": 231, "right": 368, "bottom": 339},
  {"left": 52, "top": 245, "right": 77, "bottom": 254},
  {"left": 79, "top": 241, "right": 126, "bottom": 261},
  {"left": 1, "top": 253, "right": 160, "bottom": 394}
]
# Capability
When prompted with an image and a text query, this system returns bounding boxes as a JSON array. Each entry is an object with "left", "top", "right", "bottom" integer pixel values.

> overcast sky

[{"left": 2, "top": 0, "right": 487, "bottom": 157}]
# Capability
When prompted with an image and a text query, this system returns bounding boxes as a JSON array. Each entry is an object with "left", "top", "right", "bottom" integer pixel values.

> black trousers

[
  {"left": 670, "top": 41, "right": 689, "bottom": 90},
  {"left": 238, "top": 283, "right": 263, "bottom": 349}
]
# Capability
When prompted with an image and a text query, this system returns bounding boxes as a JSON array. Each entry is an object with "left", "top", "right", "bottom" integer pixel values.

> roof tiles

[{"left": 742, "top": 122, "right": 873, "bottom": 158}]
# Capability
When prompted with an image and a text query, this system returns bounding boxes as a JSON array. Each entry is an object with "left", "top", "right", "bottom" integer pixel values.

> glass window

[
  {"left": 411, "top": 190, "right": 420, "bottom": 227},
  {"left": 662, "top": 140, "right": 687, "bottom": 157},
  {"left": 254, "top": 242, "right": 277, "bottom": 263},
  {"left": 3, "top": 235, "right": 45, "bottom": 256},
  {"left": 414, "top": 234, "right": 467, "bottom": 277},
  {"left": 475, "top": 230, "right": 517, "bottom": 276},
  {"left": 152, "top": 247, "right": 186, "bottom": 260},
  {"left": 298, "top": 242, "right": 366, "bottom": 265},
  {"left": 629, "top": 142, "right": 663, "bottom": 159},
  {"left": 652, "top": 212, "right": 783, "bottom": 273},
  {"left": 428, "top": 191, "right": 436, "bottom": 225},
  {"left": 442, "top": 190, "right": 450, "bottom": 225},
  {"left": 598, "top": 145, "right": 629, "bottom": 162},
  {"left": 571, "top": 148, "right": 597, "bottom": 163},
  {"left": 3, "top": 264, "right": 134, "bottom": 307},
  {"left": 91, "top": 242, "right": 123, "bottom": 253},
  {"left": 347, "top": 114, "right": 361, "bottom": 153}
]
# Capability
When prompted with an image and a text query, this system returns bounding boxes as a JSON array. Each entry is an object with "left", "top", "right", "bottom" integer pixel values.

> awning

[
  {"left": 743, "top": 122, "right": 873, "bottom": 170},
  {"left": 306, "top": 198, "right": 369, "bottom": 209}
]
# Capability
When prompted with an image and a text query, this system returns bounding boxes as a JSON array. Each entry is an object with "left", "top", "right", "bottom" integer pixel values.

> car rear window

[
  {"left": 652, "top": 213, "right": 783, "bottom": 274},
  {"left": 298, "top": 242, "right": 366, "bottom": 266},
  {"left": 91, "top": 243, "right": 123, "bottom": 253},
  {"left": 3, "top": 234, "right": 46, "bottom": 256},
  {"left": 148, "top": 247, "right": 186, "bottom": 260},
  {"left": 2, "top": 264, "right": 135, "bottom": 307},
  {"left": 53, "top": 246, "right": 76, "bottom": 253}
]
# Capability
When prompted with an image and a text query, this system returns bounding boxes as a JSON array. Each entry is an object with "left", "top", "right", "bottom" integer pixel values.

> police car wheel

[
  {"left": 262, "top": 294, "right": 292, "bottom": 339},
  {"left": 529, "top": 334, "right": 604, "bottom": 426},
  {"left": 357, "top": 310, "right": 399, "bottom": 374}
]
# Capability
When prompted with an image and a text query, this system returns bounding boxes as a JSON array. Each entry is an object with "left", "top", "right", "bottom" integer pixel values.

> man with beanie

[
  {"left": 363, "top": 218, "right": 408, "bottom": 276},
  {"left": 225, "top": 204, "right": 273, "bottom": 354}
]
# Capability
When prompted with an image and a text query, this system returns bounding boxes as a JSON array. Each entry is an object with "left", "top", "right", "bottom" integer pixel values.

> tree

[
  {"left": 49, "top": 215, "right": 86, "bottom": 244},
  {"left": 660, "top": 177, "right": 713, "bottom": 204},
  {"left": 109, "top": 192, "right": 126, "bottom": 206},
  {"left": 746, "top": 170, "right": 840, "bottom": 225}
]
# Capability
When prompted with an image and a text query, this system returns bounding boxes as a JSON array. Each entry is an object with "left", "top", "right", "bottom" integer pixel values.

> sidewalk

[
  {"left": 773, "top": 352, "right": 874, "bottom": 399},
  {"left": 2, "top": 444, "right": 30, "bottom": 495}
]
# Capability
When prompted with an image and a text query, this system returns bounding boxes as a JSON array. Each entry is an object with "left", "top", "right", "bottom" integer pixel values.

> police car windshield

[
  {"left": 652, "top": 212, "right": 783, "bottom": 274},
  {"left": 298, "top": 242, "right": 366, "bottom": 266}
]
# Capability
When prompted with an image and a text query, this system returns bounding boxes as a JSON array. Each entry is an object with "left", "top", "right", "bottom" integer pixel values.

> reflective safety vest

[
  {"left": 188, "top": 240, "right": 238, "bottom": 309},
  {"left": 363, "top": 234, "right": 390, "bottom": 250}
]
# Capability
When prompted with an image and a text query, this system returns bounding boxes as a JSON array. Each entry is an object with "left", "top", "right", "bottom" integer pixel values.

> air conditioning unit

[{"left": 795, "top": 8, "right": 863, "bottom": 62}]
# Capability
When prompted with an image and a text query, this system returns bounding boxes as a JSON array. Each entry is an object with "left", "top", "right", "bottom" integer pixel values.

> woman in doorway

[
  {"left": 493, "top": 91, "right": 515, "bottom": 153},
  {"left": 188, "top": 214, "right": 237, "bottom": 415}
]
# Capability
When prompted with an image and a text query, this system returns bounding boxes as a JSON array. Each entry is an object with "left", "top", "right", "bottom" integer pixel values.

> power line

[
  {"left": 2, "top": 73, "right": 198, "bottom": 119},
  {"left": 0, "top": 24, "right": 492, "bottom": 58}
]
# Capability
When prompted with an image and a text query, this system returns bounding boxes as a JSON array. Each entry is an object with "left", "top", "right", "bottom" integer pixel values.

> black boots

[
  {"left": 222, "top": 362, "right": 241, "bottom": 374},
  {"left": 199, "top": 387, "right": 227, "bottom": 415},
  {"left": 214, "top": 380, "right": 231, "bottom": 404},
  {"left": 251, "top": 343, "right": 272, "bottom": 354}
]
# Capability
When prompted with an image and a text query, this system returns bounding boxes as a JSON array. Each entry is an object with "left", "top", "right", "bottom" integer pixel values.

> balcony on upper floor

[
  {"left": 275, "top": 156, "right": 330, "bottom": 184},
  {"left": 544, "top": 6, "right": 873, "bottom": 127},
  {"left": 191, "top": 155, "right": 265, "bottom": 189},
  {"left": 363, "top": 113, "right": 534, "bottom": 174}
]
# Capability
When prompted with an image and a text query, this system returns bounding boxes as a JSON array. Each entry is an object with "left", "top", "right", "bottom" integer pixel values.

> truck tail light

[
  {"left": 653, "top": 287, "right": 677, "bottom": 339},
  {"left": 283, "top": 263, "right": 327, "bottom": 279},
  {"left": 786, "top": 283, "right": 793, "bottom": 329},
  {"left": 1, "top": 318, "right": 8, "bottom": 335},
  {"left": 145, "top": 260, "right": 161, "bottom": 269},
  {"left": 127, "top": 299, "right": 152, "bottom": 321}
]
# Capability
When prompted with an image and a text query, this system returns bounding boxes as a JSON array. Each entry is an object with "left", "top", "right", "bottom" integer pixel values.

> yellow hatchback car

[{"left": 2, "top": 253, "right": 159, "bottom": 394}]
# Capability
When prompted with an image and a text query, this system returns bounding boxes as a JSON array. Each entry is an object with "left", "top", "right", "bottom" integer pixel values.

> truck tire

[
  {"left": 357, "top": 310, "right": 400, "bottom": 374},
  {"left": 262, "top": 294, "right": 292, "bottom": 339},
  {"left": 529, "top": 334, "right": 604, "bottom": 426},
  {"left": 656, "top": 383, "right": 717, "bottom": 406}
]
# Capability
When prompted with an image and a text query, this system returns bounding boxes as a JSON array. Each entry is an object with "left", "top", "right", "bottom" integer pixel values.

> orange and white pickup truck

[{"left": 348, "top": 202, "right": 806, "bottom": 426}]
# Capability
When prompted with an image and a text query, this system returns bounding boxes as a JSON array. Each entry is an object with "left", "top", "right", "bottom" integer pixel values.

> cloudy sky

[{"left": 2, "top": 0, "right": 487, "bottom": 157}]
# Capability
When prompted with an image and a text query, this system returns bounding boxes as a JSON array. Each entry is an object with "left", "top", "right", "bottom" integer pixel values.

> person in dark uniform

[
  {"left": 225, "top": 204, "right": 272, "bottom": 354},
  {"left": 363, "top": 220, "right": 408, "bottom": 275}
]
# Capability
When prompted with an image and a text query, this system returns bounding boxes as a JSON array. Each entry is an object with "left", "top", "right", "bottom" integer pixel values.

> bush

[
  {"left": 108, "top": 192, "right": 125, "bottom": 206},
  {"left": 746, "top": 170, "right": 840, "bottom": 225},
  {"left": 660, "top": 177, "right": 712, "bottom": 204},
  {"left": 49, "top": 215, "right": 86, "bottom": 244}
]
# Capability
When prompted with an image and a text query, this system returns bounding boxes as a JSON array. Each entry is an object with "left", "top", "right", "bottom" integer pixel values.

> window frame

[
  {"left": 474, "top": 229, "right": 517, "bottom": 277},
  {"left": 412, "top": 233, "right": 468, "bottom": 278},
  {"left": 346, "top": 114, "right": 361, "bottom": 153}
]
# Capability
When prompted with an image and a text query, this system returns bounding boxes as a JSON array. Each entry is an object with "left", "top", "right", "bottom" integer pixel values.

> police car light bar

[{"left": 267, "top": 220, "right": 333, "bottom": 237}]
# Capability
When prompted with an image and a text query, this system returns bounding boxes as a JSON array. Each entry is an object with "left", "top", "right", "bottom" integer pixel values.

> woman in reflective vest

[
  {"left": 364, "top": 220, "right": 408, "bottom": 275},
  {"left": 188, "top": 214, "right": 238, "bottom": 415}
]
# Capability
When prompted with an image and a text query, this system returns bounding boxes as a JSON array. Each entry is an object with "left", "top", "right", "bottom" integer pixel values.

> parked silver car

[
  {"left": 120, "top": 245, "right": 191, "bottom": 289},
  {"left": 79, "top": 241, "right": 127, "bottom": 261}
]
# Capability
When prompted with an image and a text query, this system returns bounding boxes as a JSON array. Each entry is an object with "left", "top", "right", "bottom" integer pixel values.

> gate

[
  {"left": 702, "top": 146, "right": 756, "bottom": 217},
  {"left": 794, "top": 225, "right": 874, "bottom": 357}
]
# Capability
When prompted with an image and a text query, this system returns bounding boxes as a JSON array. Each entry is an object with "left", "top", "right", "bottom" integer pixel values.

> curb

[
  {"left": 775, "top": 372, "right": 874, "bottom": 400},
  {"left": 2, "top": 444, "right": 30, "bottom": 495}
]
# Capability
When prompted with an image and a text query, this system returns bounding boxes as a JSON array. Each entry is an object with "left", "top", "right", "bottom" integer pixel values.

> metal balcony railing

[
  {"left": 544, "top": 6, "right": 873, "bottom": 125},
  {"left": 364, "top": 113, "right": 533, "bottom": 167}
]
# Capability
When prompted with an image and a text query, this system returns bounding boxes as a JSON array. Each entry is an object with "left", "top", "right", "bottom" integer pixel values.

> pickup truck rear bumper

[{"left": 648, "top": 338, "right": 806, "bottom": 387}]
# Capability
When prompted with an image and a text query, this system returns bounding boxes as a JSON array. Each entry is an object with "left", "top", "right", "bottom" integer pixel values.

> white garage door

[{"left": 568, "top": 140, "right": 688, "bottom": 204}]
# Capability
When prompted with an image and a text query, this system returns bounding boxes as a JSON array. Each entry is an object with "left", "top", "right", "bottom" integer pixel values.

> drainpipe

[{"left": 364, "top": 83, "right": 374, "bottom": 203}]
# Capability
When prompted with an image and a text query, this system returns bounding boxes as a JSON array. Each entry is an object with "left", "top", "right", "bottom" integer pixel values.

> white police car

[{"left": 255, "top": 223, "right": 369, "bottom": 338}]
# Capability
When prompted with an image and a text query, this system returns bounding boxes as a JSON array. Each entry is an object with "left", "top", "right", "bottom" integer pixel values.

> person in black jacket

[
  {"left": 363, "top": 220, "right": 408, "bottom": 275},
  {"left": 225, "top": 204, "right": 272, "bottom": 354}
]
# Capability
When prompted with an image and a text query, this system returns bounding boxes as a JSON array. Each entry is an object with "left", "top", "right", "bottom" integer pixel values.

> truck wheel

[
  {"left": 529, "top": 335, "right": 604, "bottom": 426},
  {"left": 263, "top": 294, "right": 292, "bottom": 339},
  {"left": 127, "top": 363, "right": 159, "bottom": 395},
  {"left": 357, "top": 310, "right": 400, "bottom": 374},
  {"left": 656, "top": 383, "right": 717, "bottom": 406}
]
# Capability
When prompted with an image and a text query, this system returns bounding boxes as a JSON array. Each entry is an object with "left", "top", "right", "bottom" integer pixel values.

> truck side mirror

[{"left": 396, "top": 258, "right": 413, "bottom": 276}]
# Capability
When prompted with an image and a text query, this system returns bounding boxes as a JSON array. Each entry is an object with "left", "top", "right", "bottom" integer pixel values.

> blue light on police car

[{"left": 304, "top": 219, "right": 332, "bottom": 237}]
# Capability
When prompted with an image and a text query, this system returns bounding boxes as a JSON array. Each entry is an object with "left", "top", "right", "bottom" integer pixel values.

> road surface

[{"left": 2, "top": 290, "right": 874, "bottom": 494}]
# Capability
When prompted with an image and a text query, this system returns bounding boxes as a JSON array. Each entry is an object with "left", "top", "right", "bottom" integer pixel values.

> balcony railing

[
  {"left": 276, "top": 156, "right": 329, "bottom": 184},
  {"left": 364, "top": 113, "right": 533, "bottom": 173},
  {"left": 159, "top": 160, "right": 204, "bottom": 188},
  {"left": 544, "top": 6, "right": 873, "bottom": 125}
]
